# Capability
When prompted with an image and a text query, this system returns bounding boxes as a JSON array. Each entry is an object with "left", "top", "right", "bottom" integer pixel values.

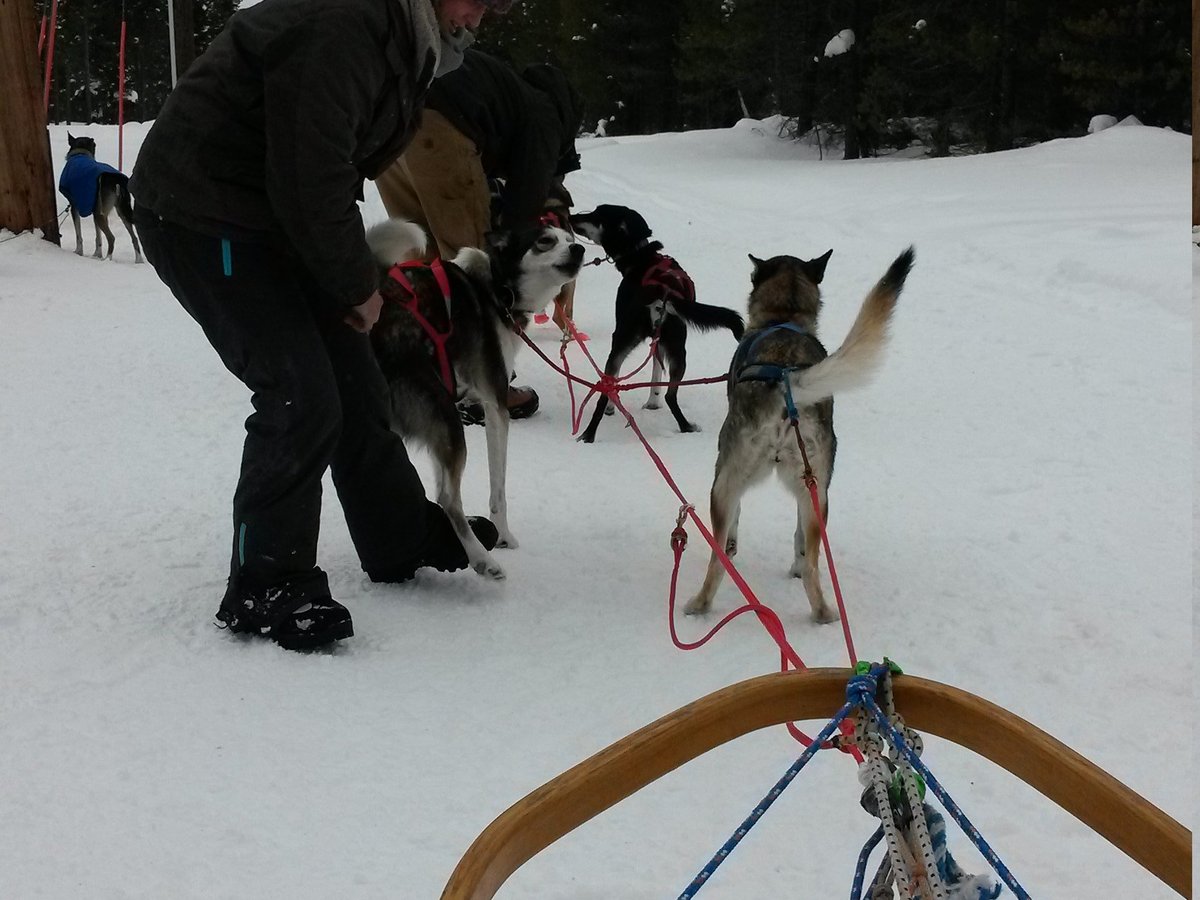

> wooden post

[
  {"left": 1192, "top": 0, "right": 1198, "bottom": 227},
  {"left": 0, "top": 0, "right": 60, "bottom": 242}
]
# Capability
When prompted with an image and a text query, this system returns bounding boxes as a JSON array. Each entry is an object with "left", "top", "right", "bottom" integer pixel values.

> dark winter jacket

[
  {"left": 426, "top": 50, "right": 583, "bottom": 229},
  {"left": 131, "top": 0, "right": 439, "bottom": 308}
]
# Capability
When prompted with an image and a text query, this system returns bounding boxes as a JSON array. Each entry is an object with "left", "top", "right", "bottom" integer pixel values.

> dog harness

[
  {"left": 641, "top": 254, "right": 696, "bottom": 307},
  {"left": 730, "top": 322, "right": 811, "bottom": 421},
  {"left": 387, "top": 258, "right": 456, "bottom": 395},
  {"left": 59, "top": 153, "right": 121, "bottom": 217}
]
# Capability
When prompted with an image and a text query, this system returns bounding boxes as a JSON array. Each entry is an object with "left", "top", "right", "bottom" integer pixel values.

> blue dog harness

[
  {"left": 729, "top": 322, "right": 811, "bottom": 421},
  {"left": 59, "top": 154, "right": 122, "bottom": 217}
]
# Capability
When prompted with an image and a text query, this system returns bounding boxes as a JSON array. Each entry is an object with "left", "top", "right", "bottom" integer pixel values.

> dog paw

[
  {"left": 495, "top": 532, "right": 519, "bottom": 550},
  {"left": 577, "top": 431, "right": 596, "bottom": 444},
  {"left": 642, "top": 398, "right": 661, "bottom": 410},
  {"left": 603, "top": 404, "right": 616, "bottom": 416},
  {"left": 680, "top": 422, "right": 702, "bottom": 434},
  {"left": 683, "top": 595, "right": 711, "bottom": 616},
  {"left": 725, "top": 538, "right": 738, "bottom": 557},
  {"left": 473, "top": 557, "right": 506, "bottom": 580},
  {"left": 812, "top": 605, "right": 839, "bottom": 625},
  {"left": 789, "top": 561, "right": 807, "bottom": 579}
]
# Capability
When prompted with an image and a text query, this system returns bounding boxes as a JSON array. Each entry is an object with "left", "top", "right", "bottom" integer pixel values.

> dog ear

[
  {"left": 67, "top": 132, "right": 75, "bottom": 144},
  {"left": 806, "top": 249, "right": 833, "bottom": 285},
  {"left": 748, "top": 254, "right": 764, "bottom": 273}
]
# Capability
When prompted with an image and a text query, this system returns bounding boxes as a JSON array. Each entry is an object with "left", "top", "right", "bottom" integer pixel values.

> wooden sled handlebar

[{"left": 442, "top": 669, "right": 1191, "bottom": 899}]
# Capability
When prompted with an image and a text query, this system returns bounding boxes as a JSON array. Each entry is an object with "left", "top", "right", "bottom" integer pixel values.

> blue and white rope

[{"left": 863, "top": 695, "right": 1030, "bottom": 899}]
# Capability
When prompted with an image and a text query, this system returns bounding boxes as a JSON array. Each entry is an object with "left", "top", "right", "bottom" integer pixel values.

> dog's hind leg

[
  {"left": 644, "top": 350, "right": 664, "bottom": 410},
  {"left": 661, "top": 331, "right": 699, "bottom": 433},
  {"left": 116, "top": 188, "right": 143, "bottom": 263},
  {"left": 685, "top": 462, "right": 752, "bottom": 615},
  {"left": 790, "top": 484, "right": 836, "bottom": 624},
  {"left": 725, "top": 503, "right": 742, "bottom": 557},
  {"left": 96, "top": 214, "right": 117, "bottom": 260}
]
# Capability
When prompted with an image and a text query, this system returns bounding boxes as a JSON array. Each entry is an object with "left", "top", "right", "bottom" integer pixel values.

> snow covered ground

[{"left": 1, "top": 120, "right": 1192, "bottom": 898}]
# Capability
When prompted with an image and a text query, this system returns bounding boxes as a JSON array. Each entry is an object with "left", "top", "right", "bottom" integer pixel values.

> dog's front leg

[
  {"left": 482, "top": 398, "right": 518, "bottom": 549},
  {"left": 434, "top": 439, "right": 505, "bottom": 580},
  {"left": 71, "top": 210, "right": 83, "bottom": 256}
]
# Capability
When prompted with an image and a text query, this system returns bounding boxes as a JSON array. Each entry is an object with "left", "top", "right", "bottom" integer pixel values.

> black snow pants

[{"left": 135, "top": 207, "right": 431, "bottom": 597}]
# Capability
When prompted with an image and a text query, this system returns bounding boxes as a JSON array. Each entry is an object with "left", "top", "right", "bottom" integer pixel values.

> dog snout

[{"left": 568, "top": 243, "right": 585, "bottom": 264}]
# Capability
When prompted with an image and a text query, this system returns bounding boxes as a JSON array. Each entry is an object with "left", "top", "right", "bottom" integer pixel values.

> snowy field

[{"left": 1, "top": 120, "right": 1192, "bottom": 898}]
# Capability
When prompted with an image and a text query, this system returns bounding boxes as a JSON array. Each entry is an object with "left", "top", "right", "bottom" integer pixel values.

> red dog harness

[
  {"left": 387, "top": 258, "right": 456, "bottom": 395},
  {"left": 641, "top": 254, "right": 695, "bottom": 307}
]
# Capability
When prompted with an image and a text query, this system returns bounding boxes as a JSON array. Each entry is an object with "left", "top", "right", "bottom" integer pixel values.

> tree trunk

[
  {"left": 0, "top": 0, "right": 61, "bottom": 241},
  {"left": 1192, "top": 0, "right": 1198, "bottom": 227},
  {"left": 81, "top": 0, "right": 92, "bottom": 123},
  {"left": 173, "top": 0, "right": 196, "bottom": 78}
]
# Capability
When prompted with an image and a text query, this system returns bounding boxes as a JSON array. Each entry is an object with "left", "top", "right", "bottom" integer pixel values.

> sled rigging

[{"left": 441, "top": 667, "right": 1190, "bottom": 899}]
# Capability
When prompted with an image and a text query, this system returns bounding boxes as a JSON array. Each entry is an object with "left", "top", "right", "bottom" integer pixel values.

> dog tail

[
  {"left": 787, "top": 247, "right": 914, "bottom": 405},
  {"left": 116, "top": 175, "right": 134, "bottom": 222},
  {"left": 365, "top": 219, "right": 428, "bottom": 265},
  {"left": 680, "top": 302, "right": 746, "bottom": 340}
]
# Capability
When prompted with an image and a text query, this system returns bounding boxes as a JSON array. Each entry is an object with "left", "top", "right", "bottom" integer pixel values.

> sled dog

[
  {"left": 59, "top": 133, "right": 142, "bottom": 263},
  {"left": 569, "top": 204, "right": 744, "bottom": 441},
  {"left": 686, "top": 247, "right": 915, "bottom": 621},
  {"left": 367, "top": 219, "right": 584, "bottom": 578}
]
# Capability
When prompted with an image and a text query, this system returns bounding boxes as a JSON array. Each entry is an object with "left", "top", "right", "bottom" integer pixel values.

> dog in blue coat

[{"left": 59, "top": 134, "right": 142, "bottom": 263}]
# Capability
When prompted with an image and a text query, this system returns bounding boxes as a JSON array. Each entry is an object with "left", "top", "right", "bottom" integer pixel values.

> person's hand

[{"left": 345, "top": 290, "right": 383, "bottom": 333}]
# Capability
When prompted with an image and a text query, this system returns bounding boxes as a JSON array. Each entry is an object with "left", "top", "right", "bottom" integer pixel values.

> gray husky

[
  {"left": 685, "top": 247, "right": 915, "bottom": 621},
  {"left": 59, "top": 134, "right": 142, "bottom": 263},
  {"left": 367, "top": 219, "right": 584, "bottom": 579}
]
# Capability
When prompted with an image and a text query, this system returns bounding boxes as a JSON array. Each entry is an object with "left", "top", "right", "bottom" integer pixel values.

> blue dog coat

[{"left": 59, "top": 154, "right": 122, "bottom": 217}]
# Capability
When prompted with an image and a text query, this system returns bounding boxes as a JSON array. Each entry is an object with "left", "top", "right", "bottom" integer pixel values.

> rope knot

[
  {"left": 597, "top": 374, "right": 621, "bottom": 398},
  {"left": 671, "top": 526, "right": 687, "bottom": 553},
  {"left": 671, "top": 504, "right": 694, "bottom": 553},
  {"left": 846, "top": 670, "right": 880, "bottom": 707}
]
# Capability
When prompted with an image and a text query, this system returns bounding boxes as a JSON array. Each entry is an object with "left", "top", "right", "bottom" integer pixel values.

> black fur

[{"left": 569, "top": 204, "right": 744, "bottom": 442}]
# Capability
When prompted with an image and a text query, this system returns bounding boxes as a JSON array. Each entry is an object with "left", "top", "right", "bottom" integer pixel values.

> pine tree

[{"left": 1049, "top": 0, "right": 1189, "bottom": 130}]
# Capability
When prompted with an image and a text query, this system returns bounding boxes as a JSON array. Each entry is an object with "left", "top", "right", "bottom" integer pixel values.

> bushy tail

[
  {"left": 365, "top": 219, "right": 428, "bottom": 265},
  {"left": 680, "top": 301, "right": 746, "bottom": 340},
  {"left": 787, "top": 247, "right": 914, "bottom": 405}
]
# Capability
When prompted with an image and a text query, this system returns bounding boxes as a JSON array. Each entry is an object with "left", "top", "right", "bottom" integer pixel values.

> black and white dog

[
  {"left": 569, "top": 204, "right": 744, "bottom": 442},
  {"left": 686, "top": 247, "right": 914, "bottom": 622},
  {"left": 58, "top": 133, "right": 142, "bottom": 263},
  {"left": 367, "top": 220, "right": 584, "bottom": 579}
]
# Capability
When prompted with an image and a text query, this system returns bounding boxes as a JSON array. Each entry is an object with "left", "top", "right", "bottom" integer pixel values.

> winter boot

[
  {"left": 215, "top": 569, "right": 353, "bottom": 651},
  {"left": 366, "top": 504, "right": 499, "bottom": 583}
]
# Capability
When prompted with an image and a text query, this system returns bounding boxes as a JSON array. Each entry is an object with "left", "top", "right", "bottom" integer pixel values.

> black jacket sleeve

[
  {"left": 497, "top": 96, "right": 564, "bottom": 230},
  {"left": 261, "top": 9, "right": 388, "bottom": 308}
]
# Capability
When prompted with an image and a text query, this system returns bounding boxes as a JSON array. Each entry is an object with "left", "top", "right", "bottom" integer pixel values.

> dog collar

[{"left": 613, "top": 237, "right": 654, "bottom": 273}]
